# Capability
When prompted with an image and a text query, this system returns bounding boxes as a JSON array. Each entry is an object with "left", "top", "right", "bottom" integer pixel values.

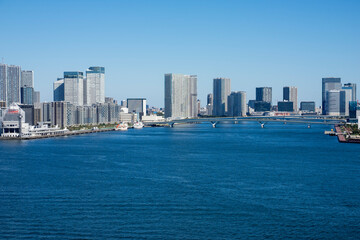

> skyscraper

[
  {"left": 0, "top": 64, "right": 7, "bottom": 103},
  {"left": 21, "top": 87, "right": 34, "bottom": 105},
  {"left": 322, "top": 77, "right": 341, "bottom": 115},
  {"left": 228, "top": 91, "right": 246, "bottom": 117},
  {"left": 343, "top": 83, "right": 357, "bottom": 101},
  {"left": 21, "top": 70, "right": 34, "bottom": 88},
  {"left": 64, "top": 71, "right": 84, "bottom": 106},
  {"left": 283, "top": 86, "right": 298, "bottom": 111},
  {"left": 256, "top": 87, "right": 272, "bottom": 104},
  {"left": 6, "top": 65, "right": 21, "bottom": 105},
  {"left": 341, "top": 87, "right": 352, "bottom": 116},
  {"left": 164, "top": 73, "right": 197, "bottom": 118},
  {"left": 213, "top": 78, "right": 231, "bottom": 116},
  {"left": 33, "top": 91, "right": 40, "bottom": 105},
  {"left": 53, "top": 78, "right": 65, "bottom": 101},
  {"left": 85, "top": 67, "right": 105, "bottom": 105},
  {"left": 326, "top": 90, "right": 345, "bottom": 116}
]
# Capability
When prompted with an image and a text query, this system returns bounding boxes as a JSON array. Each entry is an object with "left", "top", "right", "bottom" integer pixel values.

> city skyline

[{"left": 0, "top": 0, "right": 359, "bottom": 107}]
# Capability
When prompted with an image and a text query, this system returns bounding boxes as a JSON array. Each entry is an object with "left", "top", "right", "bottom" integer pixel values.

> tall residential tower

[{"left": 213, "top": 78, "right": 231, "bottom": 116}]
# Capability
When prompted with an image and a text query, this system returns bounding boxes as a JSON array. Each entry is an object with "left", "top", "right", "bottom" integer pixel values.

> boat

[
  {"left": 115, "top": 123, "right": 128, "bottom": 131},
  {"left": 133, "top": 122, "right": 144, "bottom": 129}
]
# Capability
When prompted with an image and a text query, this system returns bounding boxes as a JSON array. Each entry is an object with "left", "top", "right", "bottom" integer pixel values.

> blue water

[{"left": 1, "top": 122, "right": 360, "bottom": 239}]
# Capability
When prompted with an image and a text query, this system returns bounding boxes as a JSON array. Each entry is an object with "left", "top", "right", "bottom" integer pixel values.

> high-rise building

[
  {"left": 213, "top": 78, "right": 231, "bottom": 116},
  {"left": 326, "top": 90, "right": 346, "bottom": 116},
  {"left": 164, "top": 73, "right": 197, "bottom": 118},
  {"left": 343, "top": 83, "right": 357, "bottom": 101},
  {"left": 255, "top": 87, "right": 272, "bottom": 112},
  {"left": 21, "top": 70, "right": 34, "bottom": 88},
  {"left": 322, "top": 78, "right": 341, "bottom": 115},
  {"left": 6, "top": 65, "right": 21, "bottom": 105},
  {"left": 64, "top": 71, "right": 84, "bottom": 106},
  {"left": 256, "top": 87, "right": 272, "bottom": 104},
  {"left": 0, "top": 64, "right": 7, "bottom": 103},
  {"left": 127, "top": 98, "right": 147, "bottom": 117},
  {"left": 33, "top": 91, "right": 40, "bottom": 105},
  {"left": 85, "top": 67, "right": 105, "bottom": 105},
  {"left": 53, "top": 78, "right": 64, "bottom": 101},
  {"left": 283, "top": 86, "right": 298, "bottom": 111},
  {"left": 341, "top": 87, "right": 353, "bottom": 116},
  {"left": 21, "top": 87, "right": 34, "bottom": 105},
  {"left": 228, "top": 91, "right": 246, "bottom": 116}
]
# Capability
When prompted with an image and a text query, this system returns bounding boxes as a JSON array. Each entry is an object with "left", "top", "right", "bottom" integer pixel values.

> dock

[{"left": 0, "top": 128, "right": 116, "bottom": 140}]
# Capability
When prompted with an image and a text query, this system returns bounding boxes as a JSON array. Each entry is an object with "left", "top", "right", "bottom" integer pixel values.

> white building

[
  {"left": 85, "top": 67, "right": 105, "bottom": 105},
  {"left": 64, "top": 71, "right": 84, "bottom": 106},
  {"left": 164, "top": 73, "right": 197, "bottom": 119},
  {"left": 21, "top": 70, "right": 34, "bottom": 88}
]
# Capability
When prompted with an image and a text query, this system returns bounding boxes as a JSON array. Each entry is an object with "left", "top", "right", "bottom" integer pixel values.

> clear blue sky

[{"left": 0, "top": 0, "right": 359, "bottom": 107}]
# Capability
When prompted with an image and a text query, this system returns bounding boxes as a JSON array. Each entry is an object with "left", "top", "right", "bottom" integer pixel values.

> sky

[{"left": 0, "top": 0, "right": 359, "bottom": 107}]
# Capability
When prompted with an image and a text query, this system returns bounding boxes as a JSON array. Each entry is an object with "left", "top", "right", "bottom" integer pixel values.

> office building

[
  {"left": 278, "top": 101, "right": 294, "bottom": 112},
  {"left": 283, "top": 86, "right": 298, "bottom": 111},
  {"left": 33, "top": 91, "right": 40, "bottom": 105},
  {"left": 127, "top": 98, "right": 147, "bottom": 117},
  {"left": 213, "top": 78, "right": 231, "bottom": 116},
  {"left": 254, "top": 101, "right": 271, "bottom": 112},
  {"left": 341, "top": 87, "right": 352, "bottom": 116},
  {"left": 344, "top": 83, "right": 357, "bottom": 101},
  {"left": 21, "top": 70, "right": 34, "bottom": 88},
  {"left": 228, "top": 91, "right": 246, "bottom": 116},
  {"left": 256, "top": 87, "right": 272, "bottom": 104},
  {"left": 19, "top": 104, "right": 35, "bottom": 126},
  {"left": 21, "top": 87, "right": 34, "bottom": 105},
  {"left": 322, "top": 78, "right": 341, "bottom": 115},
  {"left": 300, "top": 101, "right": 315, "bottom": 112},
  {"left": 326, "top": 90, "right": 346, "bottom": 116},
  {"left": 64, "top": 71, "right": 84, "bottom": 106},
  {"left": 85, "top": 66, "right": 105, "bottom": 105},
  {"left": 53, "top": 78, "right": 65, "bottom": 101},
  {"left": 164, "top": 73, "right": 197, "bottom": 118},
  {"left": 349, "top": 101, "right": 358, "bottom": 118}
]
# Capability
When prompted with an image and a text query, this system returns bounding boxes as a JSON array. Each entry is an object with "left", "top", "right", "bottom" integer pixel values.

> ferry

[
  {"left": 115, "top": 123, "right": 128, "bottom": 131},
  {"left": 133, "top": 122, "right": 144, "bottom": 129}
]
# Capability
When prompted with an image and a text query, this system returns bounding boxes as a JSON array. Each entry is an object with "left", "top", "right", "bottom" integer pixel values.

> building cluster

[
  {"left": 0, "top": 63, "right": 40, "bottom": 107},
  {"left": 164, "top": 73, "right": 358, "bottom": 119},
  {"left": 0, "top": 64, "right": 162, "bottom": 135}
]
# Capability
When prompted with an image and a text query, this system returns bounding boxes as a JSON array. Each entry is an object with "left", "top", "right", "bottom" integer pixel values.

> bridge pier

[
  {"left": 211, "top": 121, "right": 218, "bottom": 128},
  {"left": 259, "top": 122, "right": 265, "bottom": 128},
  {"left": 308, "top": 124, "right": 311, "bottom": 128},
  {"left": 169, "top": 123, "right": 175, "bottom": 128}
]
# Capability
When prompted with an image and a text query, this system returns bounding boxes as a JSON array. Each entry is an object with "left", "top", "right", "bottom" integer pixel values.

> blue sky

[{"left": 0, "top": 0, "right": 359, "bottom": 107}]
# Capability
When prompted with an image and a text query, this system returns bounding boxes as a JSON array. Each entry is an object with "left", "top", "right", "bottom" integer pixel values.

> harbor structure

[
  {"left": 164, "top": 73, "right": 198, "bottom": 119},
  {"left": 213, "top": 78, "right": 231, "bottom": 116}
]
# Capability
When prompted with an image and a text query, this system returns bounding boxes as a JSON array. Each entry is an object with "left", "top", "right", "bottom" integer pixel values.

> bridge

[{"left": 144, "top": 116, "right": 347, "bottom": 128}]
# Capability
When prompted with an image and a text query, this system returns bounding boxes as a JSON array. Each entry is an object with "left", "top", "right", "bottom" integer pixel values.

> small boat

[
  {"left": 115, "top": 123, "right": 128, "bottom": 131},
  {"left": 133, "top": 122, "right": 144, "bottom": 129}
]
